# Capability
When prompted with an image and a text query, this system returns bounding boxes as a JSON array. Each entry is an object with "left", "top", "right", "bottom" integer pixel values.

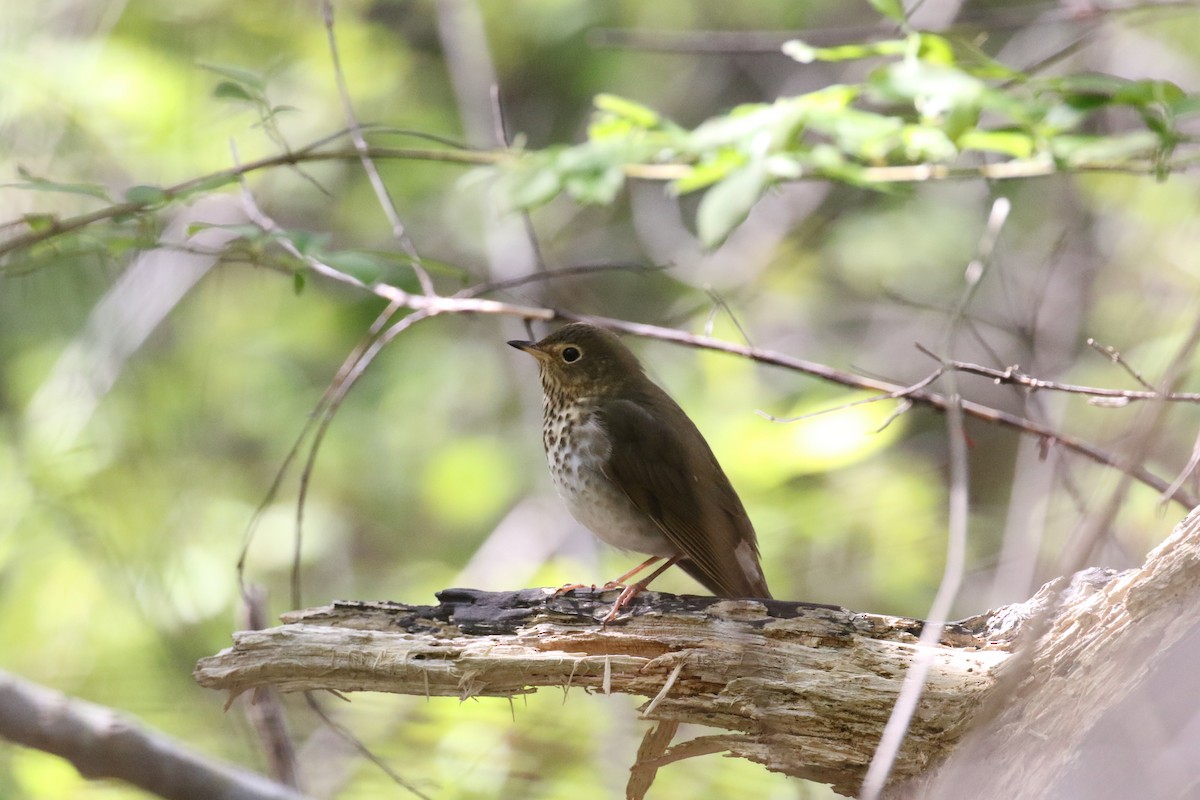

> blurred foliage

[{"left": 2, "top": 0, "right": 1200, "bottom": 798}]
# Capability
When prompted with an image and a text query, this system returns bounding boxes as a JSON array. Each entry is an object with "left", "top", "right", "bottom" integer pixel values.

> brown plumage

[{"left": 509, "top": 322, "right": 770, "bottom": 619}]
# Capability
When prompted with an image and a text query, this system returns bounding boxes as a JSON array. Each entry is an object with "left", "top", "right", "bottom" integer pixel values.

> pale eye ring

[{"left": 561, "top": 346, "right": 582, "bottom": 363}]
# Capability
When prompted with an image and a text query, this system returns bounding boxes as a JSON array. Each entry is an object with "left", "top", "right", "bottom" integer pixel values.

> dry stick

[
  {"left": 917, "top": 348, "right": 1200, "bottom": 403},
  {"left": 301, "top": 694, "right": 433, "bottom": 800},
  {"left": 240, "top": 587, "right": 301, "bottom": 789},
  {"left": 1086, "top": 337, "right": 1157, "bottom": 391},
  {"left": 859, "top": 195, "right": 1011, "bottom": 800},
  {"left": 1160, "top": 430, "right": 1200, "bottom": 511},
  {"left": 322, "top": 1, "right": 431, "bottom": 293}
]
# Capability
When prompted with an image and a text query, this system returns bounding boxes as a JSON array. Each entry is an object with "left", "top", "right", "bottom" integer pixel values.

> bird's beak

[
  {"left": 504, "top": 338, "right": 549, "bottom": 362},
  {"left": 508, "top": 339, "right": 548, "bottom": 361}
]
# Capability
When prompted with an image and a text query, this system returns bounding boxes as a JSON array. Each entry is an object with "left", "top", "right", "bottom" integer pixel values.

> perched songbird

[{"left": 508, "top": 322, "right": 771, "bottom": 622}]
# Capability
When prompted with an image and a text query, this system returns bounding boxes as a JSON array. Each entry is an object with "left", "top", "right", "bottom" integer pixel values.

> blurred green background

[{"left": 3, "top": 0, "right": 1200, "bottom": 798}]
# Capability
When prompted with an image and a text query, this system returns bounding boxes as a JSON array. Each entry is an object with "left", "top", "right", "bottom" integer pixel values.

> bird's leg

[
  {"left": 552, "top": 555, "right": 664, "bottom": 597},
  {"left": 600, "top": 555, "right": 663, "bottom": 590},
  {"left": 601, "top": 556, "right": 680, "bottom": 624},
  {"left": 551, "top": 582, "right": 596, "bottom": 596}
]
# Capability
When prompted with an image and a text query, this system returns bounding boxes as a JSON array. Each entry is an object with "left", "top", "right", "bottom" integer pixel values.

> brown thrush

[{"left": 508, "top": 322, "right": 771, "bottom": 622}]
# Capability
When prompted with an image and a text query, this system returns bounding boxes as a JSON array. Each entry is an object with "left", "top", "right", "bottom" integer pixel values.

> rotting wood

[{"left": 195, "top": 508, "right": 1200, "bottom": 797}]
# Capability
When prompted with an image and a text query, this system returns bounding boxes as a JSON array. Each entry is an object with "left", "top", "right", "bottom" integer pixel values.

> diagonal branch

[{"left": 0, "top": 670, "right": 307, "bottom": 800}]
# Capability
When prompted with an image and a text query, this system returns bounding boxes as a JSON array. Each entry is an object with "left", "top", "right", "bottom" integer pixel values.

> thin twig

[
  {"left": 1087, "top": 337, "right": 1157, "bottom": 391},
  {"left": 322, "top": 1, "right": 433, "bottom": 294},
  {"left": 859, "top": 195, "right": 1010, "bottom": 800},
  {"left": 914, "top": 346, "right": 1200, "bottom": 403},
  {"left": 303, "top": 694, "right": 433, "bottom": 800}
]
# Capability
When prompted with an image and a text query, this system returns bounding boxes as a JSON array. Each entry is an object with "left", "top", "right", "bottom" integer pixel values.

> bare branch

[
  {"left": 0, "top": 670, "right": 306, "bottom": 800},
  {"left": 917, "top": 347, "right": 1200, "bottom": 404}
]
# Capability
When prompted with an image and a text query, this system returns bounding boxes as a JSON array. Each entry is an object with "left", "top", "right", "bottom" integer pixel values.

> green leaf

[
  {"left": 321, "top": 250, "right": 382, "bottom": 284},
  {"left": 594, "top": 94, "right": 661, "bottom": 128},
  {"left": 185, "top": 222, "right": 264, "bottom": 240},
  {"left": 870, "top": 0, "right": 907, "bottom": 24},
  {"left": 900, "top": 125, "right": 958, "bottom": 161},
  {"left": 293, "top": 270, "right": 306, "bottom": 295},
  {"left": 184, "top": 172, "right": 239, "bottom": 194},
  {"left": 672, "top": 151, "right": 746, "bottom": 194},
  {"left": 501, "top": 152, "right": 564, "bottom": 209},
  {"left": 213, "top": 81, "right": 255, "bottom": 101},
  {"left": 197, "top": 62, "right": 266, "bottom": 91},
  {"left": 11, "top": 166, "right": 112, "bottom": 201},
  {"left": 782, "top": 38, "right": 907, "bottom": 64},
  {"left": 1171, "top": 93, "right": 1200, "bottom": 117},
  {"left": 22, "top": 213, "right": 57, "bottom": 232},
  {"left": 1050, "top": 131, "right": 1160, "bottom": 166},
  {"left": 1113, "top": 79, "right": 1185, "bottom": 108},
  {"left": 282, "top": 229, "right": 329, "bottom": 256},
  {"left": 562, "top": 165, "right": 625, "bottom": 205},
  {"left": 957, "top": 129, "right": 1035, "bottom": 158},
  {"left": 123, "top": 185, "right": 168, "bottom": 205},
  {"left": 915, "top": 33, "right": 956, "bottom": 67},
  {"left": 696, "top": 160, "right": 769, "bottom": 248}
]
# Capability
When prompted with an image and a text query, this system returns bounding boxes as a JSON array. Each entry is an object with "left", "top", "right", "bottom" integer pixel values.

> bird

[{"left": 508, "top": 322, "right": 771, "bottom": 622}]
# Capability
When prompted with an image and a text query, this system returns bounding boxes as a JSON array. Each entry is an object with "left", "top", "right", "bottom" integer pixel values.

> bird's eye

[{"left": 561, "top": 346, "right": 582, "bottom": 363}]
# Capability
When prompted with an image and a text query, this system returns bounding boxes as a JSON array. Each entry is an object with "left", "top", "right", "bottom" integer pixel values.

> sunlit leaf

[
  {"left": 869, "top": 0, "right": 907, "bottom": 24},
  {"left": 696, "top": 160, "right": 769, "bottom": 248},
  {"left": 21, "top": 213, "right": 57, "bottom": 232},
  {"left": 594, "top": 93, "right": 661, "bottom": 128},
  {"left": 501, "top": 152, "right": 564, "bottom": 209},
  {"left": 782, "top": 38, "right": 907, "bottom": 64},
  {"left": 915, "top": 33, "right": 956, "bottom": 67},
  {"left": 901, "top": 125, "right": 957, "bottom": 161},
  {"left": 1051, "top": 131, "right": 1160, "bottom": 166},
  {"left": 563, "top": 165, "right": 625, "bottom": 205},
  {"left": 671, "top": 151, "right": 745, "bottom": 195},
  {"left": 957, "top": 129, "right": 1035, "bottom": 158}
]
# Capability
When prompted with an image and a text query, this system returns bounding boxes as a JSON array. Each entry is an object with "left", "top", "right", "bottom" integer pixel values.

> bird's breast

[{"left": 542, "top": 401, "right": 676, "bottom": 557}]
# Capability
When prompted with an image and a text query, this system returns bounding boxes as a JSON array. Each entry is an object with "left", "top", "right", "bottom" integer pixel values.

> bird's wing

[{"left": 595, "top": 394, "right": 770, "bottom": 598}]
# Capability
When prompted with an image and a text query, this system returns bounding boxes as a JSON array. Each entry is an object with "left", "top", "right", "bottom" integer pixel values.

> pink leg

[
  {"left": 602, "top": 556, "right": 681, "bottom": 624},
  {"left": 601, "top": 555, "right": 663, "bottom": 590},
  {"left": 553, "top": 555, "right": 664, "bottom": 597}
]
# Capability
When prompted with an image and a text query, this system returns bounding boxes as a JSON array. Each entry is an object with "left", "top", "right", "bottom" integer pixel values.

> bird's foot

[
  {"left": 600, "top": 582, "right": 645, "bottom": 624},
  {"left": 551, "top": 582, "right": 596, "bottom": 597}
]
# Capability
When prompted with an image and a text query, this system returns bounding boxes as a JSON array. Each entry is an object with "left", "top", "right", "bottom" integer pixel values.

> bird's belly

[{"left": 547, "top": 419, "right": 677, "bottom": 557}]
